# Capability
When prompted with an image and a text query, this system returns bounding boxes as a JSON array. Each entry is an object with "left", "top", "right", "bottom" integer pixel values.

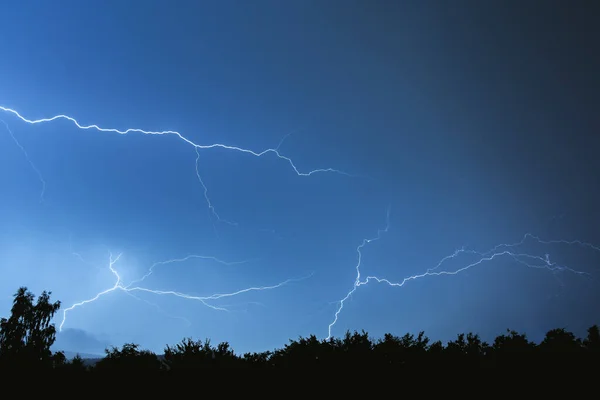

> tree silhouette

[
  {"left": 445, "top": 332, "right": 489, "bottom": 366},
  {"left": 583, "top": 325, "right": 600, "bottom": 352},
  {"left": 64, "top": 354, "right": 88, "bottom": 371},
  {"left": 164, "top": 337, "right": 239, "bottom": 369},
  {"left": 491, "top": 329, "right": 535, "bottom": 366},
  {"left": 241, "top": 350, "right": 272, "bottom": 367},
  {"left": 2, "top": 285, "right": 600, "bottom": 370},
  {"left": 0, "top": 287, "right": 61, "bottom": 368},
  {"left": 539, "top": 328, "right": 581, "bottom": 352},
  {"left": 271, "top": 334, "right": 325, "bottom": 367},
  {"left": 374, "top": 331, "right": 430, "bottom": 366},
  {"left": 95, "top": 343, "right": 163, "bottom": 371}
]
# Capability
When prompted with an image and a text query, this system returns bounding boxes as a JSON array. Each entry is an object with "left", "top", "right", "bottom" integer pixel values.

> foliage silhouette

[
  {"left": 95, "top": 343, "right": 164, "bottom": 371},
  {"left": 164, "top": 337, "right": 239, "bottom": 369},
  {"left": 0, "top": 287, "right": 61, "bottom": 368},
  {"left": 584, "top": 325, "right": 600, "bottom": 352},
  {"left": 1, "top": 286, "right": 599, "bottom": 370}
]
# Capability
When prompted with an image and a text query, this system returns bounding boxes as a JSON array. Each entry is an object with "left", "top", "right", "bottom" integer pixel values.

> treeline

[{"left": 1, "top": 287, "right": 599, "bottom": 370}]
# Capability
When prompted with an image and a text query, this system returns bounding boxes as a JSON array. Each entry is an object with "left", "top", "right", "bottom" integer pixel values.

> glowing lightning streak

[
  {"left": 1, "top": 119, "right": 46, "bottom": 202},
  {"left": 126, "top": 276, "right": 310, "bottom": 303},
  {"left": 327, "top": 209, "right": 390, "bottom": 338},
  {"left": 516, "top": 233, "right": 600, "bottom": 253},
  {"left": 126, "top": 254, "right": 251, "bottom": 287},
  {"left": 194, "top": 146, "right": 237, "bottom": 227},
  {"left": 68, "top": 248, "right": 193, "bottom": 326},
  {"left": 60, "top": 252, "right": 123, "bottom": 331},
  {"left": 59, "top": 252, "right": 311, "bottom": 331},
  {"left": 0, "top": 105, "right": 338, "bottom": 334},
  {"left": 0, "top": 106, "right": 353, "bottom": 221},
  {"left": 327, "top": 217, "right": 598, "bottom": 340},
  {"left": 0, "top": 106, "right": 346, "bottom": 174},
  {"left": 122, "top": 291, "right": 192, "bottom": 327},
  {"left": 70, "top": 236, "right": 102, "bottom": 271}
]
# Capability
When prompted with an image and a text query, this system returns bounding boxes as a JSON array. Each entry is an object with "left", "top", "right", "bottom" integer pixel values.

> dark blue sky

[{"left": 1, "top": 0, "right": 599, "bottom": 355}]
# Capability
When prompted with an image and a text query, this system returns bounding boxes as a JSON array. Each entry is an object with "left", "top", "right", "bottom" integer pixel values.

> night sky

[{"left": 1, "top": 0, "right": 599, "bottom": 356}]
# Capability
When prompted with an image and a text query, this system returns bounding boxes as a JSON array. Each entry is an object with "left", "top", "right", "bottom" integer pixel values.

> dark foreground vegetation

[{"left": 1, "top": 287, "right": 599, "bottom": 370}]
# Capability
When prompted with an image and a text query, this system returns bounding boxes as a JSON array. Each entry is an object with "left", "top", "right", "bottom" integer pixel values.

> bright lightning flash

[
  {"left": 327, "top": 215, "right": 599, "bottom": 339},
  {"left": 60, "top": 251, "right": 311, "bottom": 332},
  {"left": 4, "top": 105, "right": 596, "bottom": 345},
  {"left": 0, "top": 105, "right": 352, "bottom": 225},
  {"left": 0, "top": 105, "right": 332, "bottom": 333}
]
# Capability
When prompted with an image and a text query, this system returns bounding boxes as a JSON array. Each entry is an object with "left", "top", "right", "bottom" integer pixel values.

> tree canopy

[{"left": 0, "top": 287, "right": 61, "bottom": 368}]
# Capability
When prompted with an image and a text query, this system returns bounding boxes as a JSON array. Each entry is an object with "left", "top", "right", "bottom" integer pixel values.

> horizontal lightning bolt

[
  {"left": 0, "top": 105, "right": 354, "bottom": 226},
  {"left": 125, "top": 254, "right": 252, "bottom": 288},
  {"left": 0, "top": 104, "right": 356, "bottom": 232},
  {"left": 327, "top": 214, "right": 598, "bottom": 339},
  {"left": 122, "top": 290, "right": 192, "bottom": 327},
  {"left": 0, "top": 106, "right": 353, "bottom": 178},
  {"left": 59, "top": 251, "right": 312, "bottom": 331}
]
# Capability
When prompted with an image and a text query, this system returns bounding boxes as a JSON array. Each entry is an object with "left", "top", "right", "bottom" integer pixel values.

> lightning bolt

[
  {"left": 0, "top": 105, "right": 353, "bottom": 225},
  {"left": 125, "top": 254, "right": 252, "bottom": 288},
  {"left": 121, "top": 291, "right": 192, "bottom": 327},
  {"left": 60, "top": 252, "right": 123, "bottom": 331},
  {"left": 0, "top": 104, "right": 335, "bottom": 335},
  {"left": 194, "top": 146, "right": 238, "bottom": 227},
  {"left": 327, "top": 211, "right": 598, "bottom": 339},
  {"left": 1, "top": 119, "right": 46, "bottom": 202},
  {"left": 60, "top": 251, "right": 312, "bottom": 331},
  {"left": 326, "top": 207, "right": 391, "bottom": 338},
  {"left": 9, "top": 104, "right": 593, "bottom": 348},
  {"left": 69, "top": 235, "right": 103, "bottom": 271}
]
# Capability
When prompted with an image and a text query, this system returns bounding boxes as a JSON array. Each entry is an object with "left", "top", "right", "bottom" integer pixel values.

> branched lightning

[
  {"left": 194, "top": 146, "right": 238, "bottom": 227},
  {"left": 0, "top": 106, "right": 352, "bottom": 205},
  {"left": 326, "top": 207, "right": 391, "bottom": 337},
  {"left": 7, "top": 104, "right": 595, "bottom": 347},
  {"left": 60, "top": 252, "right": 123, "bottom": 331},
  {"left": 69, "top": 236, "right": 103, "bottom": 271},
  {"left": 125, "top": 254, "right": 251, "bottom": 288},
  {"left": 1, "top": 119, "right": 46, "bottom": 202},
  {"left": 122, "top": 291, "right": 192, "bottom": 327},
  {"left": 60, "top": 251, "right": 311, "bottom": 331},
  {"left": 327, "top": 213, "right": 599, "bottom": 339},
  {"left": 0, "top": 104, "right": 331, "bottom": 333}
]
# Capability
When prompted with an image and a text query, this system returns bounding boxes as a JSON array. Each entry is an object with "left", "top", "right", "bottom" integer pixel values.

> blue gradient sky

[{"left": 1, "top": 0, "right": 599, "bottom": 355}]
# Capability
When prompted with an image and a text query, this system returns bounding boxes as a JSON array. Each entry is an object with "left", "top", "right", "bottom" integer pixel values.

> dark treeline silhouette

[{"left": 1, "top": 287, "right": 599, "bottom": 370}]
